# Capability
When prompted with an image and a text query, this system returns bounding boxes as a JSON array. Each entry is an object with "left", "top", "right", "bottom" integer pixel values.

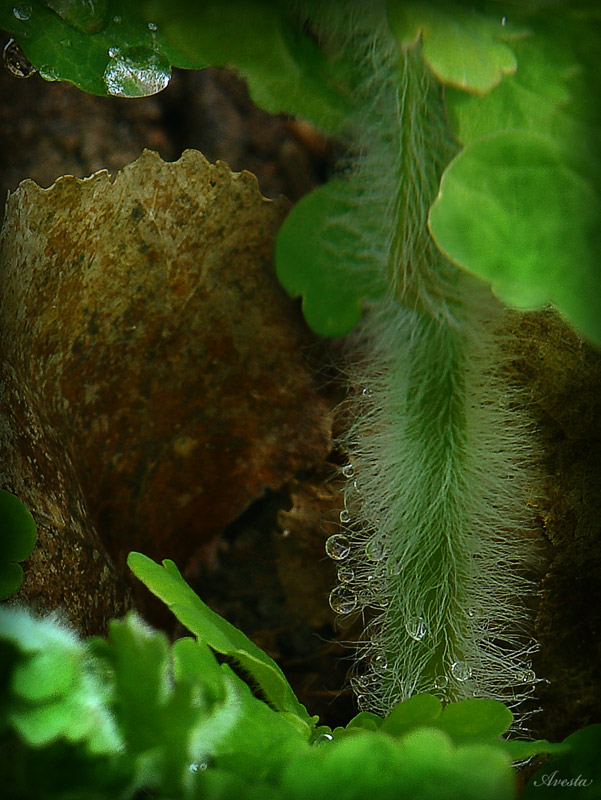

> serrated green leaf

[
  {"left": 386, "top": 0, "right": 517, "bottom": 94},
  {"left": 429, "top": 130, "right": 601, "bottom": 347},
  {"left": 282, "top": 727, "right": 515, "bottom": 800},
  {"left": 0, "top": 490, "right": 36, "bottom": 600},
  {"left": 97, "top": 612, "right": 203, "bottom": 793},
  {"left": 275, "top": 180, "right": 388, "bottom": 337},
  {"left": 141, "top": 0, "right": 354, "bottom": 132},
  {"left": 127, "top": 552, "right": 313, "bottom": 728},
  {"left": 0, "top": 607, "right": 121, "bottom": 754},
  {"left": 380, "top": 694, "right": 443, "bottom": 738}
]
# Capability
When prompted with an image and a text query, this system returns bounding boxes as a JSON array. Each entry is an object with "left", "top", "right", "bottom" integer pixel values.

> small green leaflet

[
  {"left": 127, "top": 552, "right": 314, "bottom": 730},
  {"left": 386, "top": 0, "right": 517, "bottom": 94},
  {"left": 0, "top": 489, "right": 37, "bottom": 600}
]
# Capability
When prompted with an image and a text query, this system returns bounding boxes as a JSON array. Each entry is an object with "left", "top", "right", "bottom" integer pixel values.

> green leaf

[
  {"left": 0, "top": 490, "right": 36, "bottom": 600},
  {"left": 386, "top": 0, "right": 517, "bottom": 94},
  {"left": 436, "top": 698, "right": 513, "bottom": 743},
  {"left": 275, "top": 181, "right": 388, "bottom": 337},
  {"left": 0, "top": 607, "right": 121, "bottom": 754},
  {"left": 0, "top": 1, "right": 201, "bottom": 97},
  {"left": 172, "top": 636, "right": 226, "bottom": 705},
  {"left": 200, "top": 664, "right": 309, "bottom": 784},
  {"left": 428, "top": 130, "right": 601, "bottom": 347},
  {"left": 281, "top": 727, "right": 515, "bottom": 800},
  {"left": 499, "top": 738, "right": 568, "bottom": 762},
  {"left": 141, "top": 0, "right": 354, "bottom": 132},
  {"left": 91, "top": 612, "right": 205, "bottom": 794},
  {"left": 380, "top": 694, "right": 443, "bottom": 738},
  {"left": 523, "top": 725, "right": 601, "bottom": 799},
  {"left": 11, "top": 647, "right": 79, "bottom": 702},
  {"left": 127, "top": 552, "right": 313, "bottom": 728}
]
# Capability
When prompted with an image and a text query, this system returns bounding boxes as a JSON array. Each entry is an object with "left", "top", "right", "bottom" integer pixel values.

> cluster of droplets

[
  {"left": 4, "top": 2, "right": 172, "bottom": 98},
  {"left": 324, "top": 458, "right": 539, "bottom": 711},
  {"left": 324, "top": 461, "right": 392, "bottom": 633}
]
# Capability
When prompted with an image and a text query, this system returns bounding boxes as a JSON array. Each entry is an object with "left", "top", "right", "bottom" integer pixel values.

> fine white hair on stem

[{"left": 291, "top": 0, "right": 543, "bottom": 728}]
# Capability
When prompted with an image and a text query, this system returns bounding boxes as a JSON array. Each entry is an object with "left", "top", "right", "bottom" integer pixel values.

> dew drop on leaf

[
  {"left": 113, "top": 15, "right": 121, "bottom": 24},
  {"left": 2, "top": 39, "right": 36, "bottom": 78},
  {"left": 325, "top": 533, "right": 350, "bottom": 560},
  {"left": 40, "top": 0, "right": 108, "bottom": 34},
  {"left": 451, "top": 660, "right": 473, "bottom": 682},
  {"left": 103, "top": 46, "right": 171, "bottom": 98},
  {"left": 329, "top": 585, "right": 358, "bottom": 614},
  {"left": 313, "top": 733, "right": 333, "bottom": 745},
  {"left": 342, "top": 463, "right": 355, "bottom": 478},
  {"left": 405, "top": 615, "right": 427, "bottom": 641},
  {"left": 518, "top": 668, "right": 537, "bottom": 683},
  {"left": 39, "top": 64, "right": 59, "bottom": 81},
  {"left": 339, "top": 508, "right": 351, "bottom": 523},
  {"left": 434, "top": 674, "right": 449, "bottom": 689},
  {"left": 12, "top": 4, "right": 32, "bottom": 21},
  {"left": 147, "top": 21, "right": 158, "bottom": 32}
]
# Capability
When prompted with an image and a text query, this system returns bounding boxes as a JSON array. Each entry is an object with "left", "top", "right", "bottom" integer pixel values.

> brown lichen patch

[{"left": 0, "top": 149, "right": 333, "bottom": 620}]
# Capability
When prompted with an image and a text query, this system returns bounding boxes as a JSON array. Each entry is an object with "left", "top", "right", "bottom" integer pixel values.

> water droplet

[
  {"left": 40, "top": 0, "right": 108, "bottom": 34},
  {"left": 39, "top": 64, "right": 59, "bottom": 81},
  {"left": 339, "top": 509, "right": 351, "bottom": 524},
  {"left": 107, "top": 46, "right": 120, "bottom": 58},
  {"left": 361, "top": 387, "right": 373, "bottom": 398},
  {"left": 451, "top": 661, "right": 472, "bottom": 682},
  {"left": 3, "top": 39, "right": 36, "bottom": 78},
  {"left": 147, "top": 21, "right": 158, "bottom": 31},
  {"left": 103, "top": 46, "right": 171, "bottom": 98},
  {"left": 518, "top": 669, "right": 536, "bottom": 684},
  {"left": 467, "top": 608, "right": 475, "bottom": 618},
  {"left": 12, "top": 4, "right": 32, "bottom": 21},
  {"left": 351, "top": 479, "right": 359, "bottom": 492},
  {"left": 365, "top": 539, "right": 385, "bottom": 561},
  {"left": 387, "top": 559, "right": 402, "bottom": 576},
  {"left": 59, "top": 38, "right": 71, "bottom": 47},
  {"left": 328, "top": 585, "right": 357, "bottom": 615},
  {"left": 337, "top": 564, "right": 354, "bottom": 583},
  {"left": 434, "top": 674, "right": 449, "bottom": 689},
  {"left": 280, "top": 528, "right": 291, "bottom": 538},
  {"left": 113, "top": 14, "right": 121, "bottom": 24},
  {"left": 374, "top": 653, "right": 388, "bottom": 670},
  {"left": 325, "top": 534, "right": 350, "bottom": 561},
  {"left": 405, "top": 615, "right": 427, "bottom": 641},
  {"left": 313, "top": 732, "right": 333, "bottom": 745},
  {"left": 188, "top": 756, "right": 214, "bottom": 772},
  {"left": 342, "top": 463, "right": 355, "bottom": 478},
  {"left": 501, "top": 16, "right": 507, "bottom": 26}
]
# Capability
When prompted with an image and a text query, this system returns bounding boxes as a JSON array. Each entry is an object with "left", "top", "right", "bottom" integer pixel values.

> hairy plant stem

[{"left": 296, "top": 0, "right": 541, "bottom": 725}]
